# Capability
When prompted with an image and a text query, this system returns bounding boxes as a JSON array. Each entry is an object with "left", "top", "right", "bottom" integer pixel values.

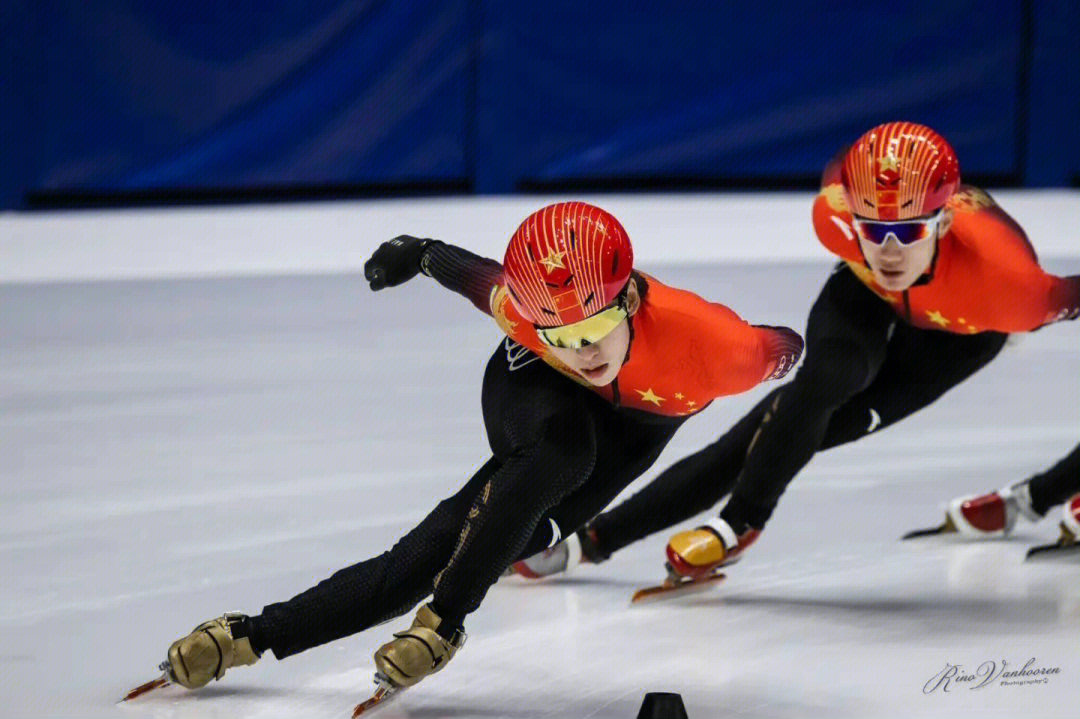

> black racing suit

[
  {"left": 1028, "top": 442, "right": 1080, "bottom": 516},
  {"left": 250, "top": 244, "right": 686, "bottom": 658}
]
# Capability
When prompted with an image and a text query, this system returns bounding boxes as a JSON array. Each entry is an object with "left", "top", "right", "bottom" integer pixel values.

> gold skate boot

[
  {"left": 373, "top": 604, "right": 465, "bottom": 689},
  {"left": 166, "top": 613, "right": 261, "bottom": 689}
]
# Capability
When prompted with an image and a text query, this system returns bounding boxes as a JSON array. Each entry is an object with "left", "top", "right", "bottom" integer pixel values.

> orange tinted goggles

[{"left": 535, "top": 304, "right": 628, "bottom": 349}]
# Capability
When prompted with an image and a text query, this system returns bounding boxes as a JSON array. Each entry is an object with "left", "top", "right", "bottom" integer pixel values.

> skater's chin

[{"left": 875, "top": 269, "right": 911, "bottom": 290}]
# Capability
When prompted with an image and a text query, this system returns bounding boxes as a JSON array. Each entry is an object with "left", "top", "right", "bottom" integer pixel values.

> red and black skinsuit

[
  {"left": 250, "top": 242, "right": 802, "bottom": 656},
  {"left": 585, "top": 168, "right": 1080, "bottom": 558}
]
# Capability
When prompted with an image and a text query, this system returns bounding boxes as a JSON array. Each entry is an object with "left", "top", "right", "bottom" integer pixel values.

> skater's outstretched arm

[
  {"left": 364, "top": 236, "right": 503, "bottom": 316},
  {"left": 940, "top": 190, "right": 1080, "bottom": 331}
]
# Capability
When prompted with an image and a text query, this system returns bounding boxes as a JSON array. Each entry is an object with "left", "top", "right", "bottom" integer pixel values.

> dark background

[{"left": 3, "top": 1, "right": 1077, "bottom": 210}]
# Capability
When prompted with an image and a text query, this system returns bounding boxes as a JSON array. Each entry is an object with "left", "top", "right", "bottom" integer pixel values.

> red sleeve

[
  {"left": 988, "top": 262, "right": 1080, "bottom": 331},
  {"left": 698, "top": 303, "right": 804, "bottom": 397},
  {"left": 952, "top": 190, "right": 1080, "bottom": 330}
]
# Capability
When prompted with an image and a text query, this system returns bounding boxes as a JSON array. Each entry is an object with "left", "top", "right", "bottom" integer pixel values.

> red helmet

[
  {"left": 503, "top": 202, "right": 633, "bottom": 327},
  {"left": 841, "top": 122, "right": 960, "bottom": 220}
]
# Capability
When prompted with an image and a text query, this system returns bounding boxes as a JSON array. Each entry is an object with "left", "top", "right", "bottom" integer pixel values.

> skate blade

[
  {"left": 1026, "top": 541, "right": 1079, "bottom": 561},
  {"left": 352, "top": 677, "right": 399, "bottom": 717},
  {"left": 118, "top": 674, "right": 170, "bottom": 702},
  {"left": 901, "top": 516, "right": 957, "bottom": 540},
  {"left": 630, "top": 571, "right": 726, "bottom": 604}
]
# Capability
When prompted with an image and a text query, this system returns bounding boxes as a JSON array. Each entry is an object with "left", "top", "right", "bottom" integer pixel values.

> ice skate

[
  {"left": 1027, "top": 494, "right": 1080, "bottom": 560},
  {"left": 507, "top": 527, "right": 606, "bottom": 578},
  {"left": 508, "top": 533, "right": 581, "bottom": 578},
  {"left": 351, "top": 679, "right": 397, "bottom": 717},
  {"left": 120, "top": 613, "right": 260, "bottom": 701},
  {"left": 903, "top": 481, "right": 1041, "bottom": 539},
  {"left": 119, "top": 666, "right": 172, "bottom": 702},
  {"left": 353, "top": 604, "right": 465, "bottom": 716},
  {"left": 630, "top": 563, "right": 729, "bottom": 604},
  {"left": 631, "top": 518, "right": 758, "bottom": 603}
]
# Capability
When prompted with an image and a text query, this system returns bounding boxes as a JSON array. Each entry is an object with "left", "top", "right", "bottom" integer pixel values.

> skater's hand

[{"left": 364, "top": 235, "right": 432, "bottom": 291}]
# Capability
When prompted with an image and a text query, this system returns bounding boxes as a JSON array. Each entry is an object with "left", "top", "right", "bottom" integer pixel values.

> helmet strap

[
  {"left": 912, "top": 232, "right": 943, "bottom": 287},
  {"left": 620, "top": 281, "right": 637, "bottom": 369}
]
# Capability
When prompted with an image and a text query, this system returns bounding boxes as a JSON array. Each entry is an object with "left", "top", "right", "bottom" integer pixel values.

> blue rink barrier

[{"left": 2, "top": 1, "right": 1077, "bottom": 209}]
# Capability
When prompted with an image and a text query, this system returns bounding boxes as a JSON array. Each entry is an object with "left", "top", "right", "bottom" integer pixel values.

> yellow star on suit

[
  {"left": 635, "top": 388, "right": 665, "bottom": 406},
  {"left": 926, "top": 310, "right": 951, "bottom": 328}
]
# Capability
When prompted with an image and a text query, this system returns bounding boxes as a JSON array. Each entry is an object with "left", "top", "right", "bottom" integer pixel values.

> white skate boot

[{"left": 904, "top": 481, "right": 1042, "bottom": 539}]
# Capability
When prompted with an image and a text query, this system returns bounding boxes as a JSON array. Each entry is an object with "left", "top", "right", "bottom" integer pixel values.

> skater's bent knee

[{"left": 791, "top": 341, "right": 875, "bottom": 401}]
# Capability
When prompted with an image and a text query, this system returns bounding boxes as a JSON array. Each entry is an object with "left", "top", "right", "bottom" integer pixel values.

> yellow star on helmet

[
  {"left": 539, "top": 249, "right": 567, "bottom": 274},
  {"left": 926, "top": 309, "right": 951, "bottom": 327},
  {"left": 877, "top": 154, "right": 900, "bottom": 172},
  {"left": 636, "top": 388, "right": 665, "bottom": 406}
]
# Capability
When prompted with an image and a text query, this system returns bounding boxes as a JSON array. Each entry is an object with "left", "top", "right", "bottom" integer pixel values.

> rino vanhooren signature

[{"left": 923, "top": 658, "right": 1061, "bottom": 693}]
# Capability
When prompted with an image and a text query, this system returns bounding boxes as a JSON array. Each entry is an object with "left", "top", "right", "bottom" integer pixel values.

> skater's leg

[
  {"left": 720, "top": 266, "right": 895, "bottom": 529},
  {"left": 1027, "top": 442, "right": 1080, "bottom": 515},
  {"left": 725, "top": 299, "right": 1006, "bottom": 530},
  {"left": 254, "top": 457, "right": 501, "bottom": 658},
  {"left": 583, "top": 388, "right": 779, "bottom": 558},
  {"left": 428, "top": 346, "right": 599, "bottom": 631},
  {"left": 817, "top": 325, "right": 1008, "bottom": 449},
  {"left": 515, "top": 407, "right": 686, "bottom": 560}
]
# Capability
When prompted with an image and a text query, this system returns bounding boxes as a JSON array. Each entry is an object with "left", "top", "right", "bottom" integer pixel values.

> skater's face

[
  {"left": 856, "top": 209, "right": 951, "bottom": 291},
  {"left": 545, "top": 280, "right": 640, "bottom": 386}
]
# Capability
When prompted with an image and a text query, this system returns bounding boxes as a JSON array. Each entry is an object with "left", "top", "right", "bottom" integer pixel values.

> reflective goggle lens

[
  {"left": 535, "top": 304, "right": 628, "bottom": 349},
  {"left": 853, "top": 211, "right": 942, "bottom": 246}
]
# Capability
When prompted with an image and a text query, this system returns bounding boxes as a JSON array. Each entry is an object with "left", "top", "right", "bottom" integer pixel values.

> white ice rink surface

[{"left": 2, "top": 205, "right": 1079, "bottom": 718}]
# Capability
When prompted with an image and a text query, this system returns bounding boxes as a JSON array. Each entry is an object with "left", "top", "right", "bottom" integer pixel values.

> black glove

[{"left": 364, "top": 235, "right": 432, "bottom": 291}]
